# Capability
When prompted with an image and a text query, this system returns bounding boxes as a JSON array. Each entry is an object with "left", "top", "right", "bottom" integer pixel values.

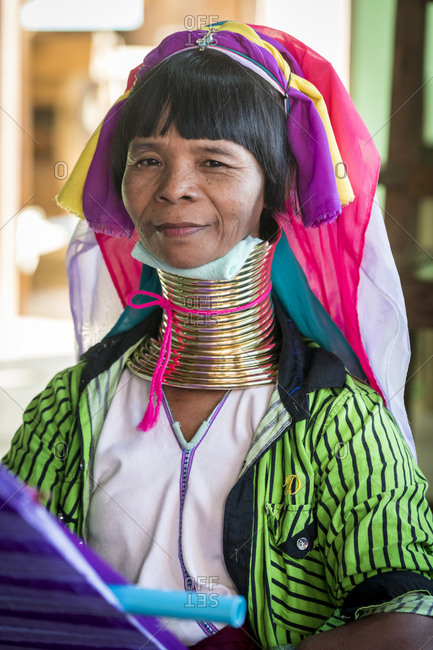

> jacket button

[{"left": 296, "top": 537, "right": 309, "bottom": 551}]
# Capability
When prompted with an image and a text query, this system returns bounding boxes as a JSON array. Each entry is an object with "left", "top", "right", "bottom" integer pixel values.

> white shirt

[{"left": 88, "top": 368, "right": 273, "bottom": 645}]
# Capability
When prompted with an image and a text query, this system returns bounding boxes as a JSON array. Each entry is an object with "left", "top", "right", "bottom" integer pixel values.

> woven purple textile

[{"left": 0, "top": 465, "right": 186, "bottom": 649}]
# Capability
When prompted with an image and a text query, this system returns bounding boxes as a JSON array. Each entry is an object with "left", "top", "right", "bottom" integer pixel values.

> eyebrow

[
  {"left": 196, "top": 144, "right": 237, "bottom": 157},
  {"left": 127, "top": 141, "right": 158, "bottom": 156}
]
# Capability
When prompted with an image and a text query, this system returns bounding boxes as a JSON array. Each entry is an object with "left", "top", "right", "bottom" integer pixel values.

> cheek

[
  {"left": 219, "top": 198, "right": 262, "bottom": 242},
  {"left": 121, "top": 175, "right": 145, "bottom": 221},
  {"left": 249, "top": 217, "right": 262, "bottom": 238},
  {"left": 122, "top": 171, "right": 138, "bottom": 205},
  {"left": 121, "top": 175, "right": 133, "bottom": 214},
  {"left": 233, "top": 179, "right": 265, "bottom": 236}
]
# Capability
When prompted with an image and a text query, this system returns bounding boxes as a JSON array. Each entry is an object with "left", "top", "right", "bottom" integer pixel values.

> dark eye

[
  {"left": 204, "top": 159, "right": 225, "bottom": 168},
  {"left": 136, "top": 158, "right": 161, "bottom": 168}
]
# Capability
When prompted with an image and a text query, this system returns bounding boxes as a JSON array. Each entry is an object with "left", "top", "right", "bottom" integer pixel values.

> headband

[{"left": 57, "top": 21, "right": 354, "bottom": 236}]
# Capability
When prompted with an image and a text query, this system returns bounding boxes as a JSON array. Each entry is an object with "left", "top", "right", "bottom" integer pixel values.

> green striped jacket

[{"left": 4, "top": 307, "right": 433, "bottom": 648}]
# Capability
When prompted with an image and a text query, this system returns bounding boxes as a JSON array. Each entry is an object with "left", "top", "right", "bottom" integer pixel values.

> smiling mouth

[{"left": 155, "top": 223, "right": 209, "bottom": 238}]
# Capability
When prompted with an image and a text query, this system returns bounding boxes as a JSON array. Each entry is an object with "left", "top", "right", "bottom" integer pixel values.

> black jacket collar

[{"left": 273, "top": 297, "right": 346, "bottom": 422}]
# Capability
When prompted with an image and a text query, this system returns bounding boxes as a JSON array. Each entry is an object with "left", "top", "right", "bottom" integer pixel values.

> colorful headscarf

[
  {"left": 58, "top": 21, "right": 354, "bottom": 234},
  {"left": 62, "top": 21, "right": 414, "bottom": 455}
]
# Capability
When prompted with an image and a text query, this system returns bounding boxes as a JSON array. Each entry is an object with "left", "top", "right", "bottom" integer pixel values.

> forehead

[{"left": 127, "top": 131, "right": 260, "bottom": 161}]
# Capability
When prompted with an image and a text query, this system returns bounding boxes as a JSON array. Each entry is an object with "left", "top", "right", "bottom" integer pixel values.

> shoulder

[
  {"left": 2, "top": 359, "right": 86, "bottom": 488},
  {"left": 303, "top": 373, "right": 420, "bottom": 502},
  {"left": 307, "top": 373, "right": 392, "bottom": 440},
  {"left": 24, "top": 360, "right": 87, "bottom": 420},
  {"left": 307, "top": 372, "right": 385, "bottom": 432}
]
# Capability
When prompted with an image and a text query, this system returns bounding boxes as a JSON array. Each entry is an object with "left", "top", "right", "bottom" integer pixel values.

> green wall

[
  {"left": 424, "top": 2, "right": 433, "bottom": 146},
  {"left": 350, "top": 0, "right": 397, "bottom": 163},
  {"left": 350, "top": 0, "right": 397, "bottom": 208}
]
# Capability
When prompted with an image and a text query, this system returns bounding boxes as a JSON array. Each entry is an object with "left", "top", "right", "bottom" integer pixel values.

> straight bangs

[{"left": 112, "top": 48, "right": 292, "bottom": 216}]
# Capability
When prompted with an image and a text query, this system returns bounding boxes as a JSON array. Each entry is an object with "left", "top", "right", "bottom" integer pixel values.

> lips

[{"left": 155, "top": 222, "right": 209, "bottom": 238}]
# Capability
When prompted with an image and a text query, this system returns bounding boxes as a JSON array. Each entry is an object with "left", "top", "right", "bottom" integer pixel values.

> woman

[{"left": 4, "top": 21, "right": 433, "bottom": 649}]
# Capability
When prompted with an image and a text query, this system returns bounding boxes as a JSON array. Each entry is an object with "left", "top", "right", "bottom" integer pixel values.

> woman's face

[{"left": 121, "top": 128, "right": 265, "bottom": 269}]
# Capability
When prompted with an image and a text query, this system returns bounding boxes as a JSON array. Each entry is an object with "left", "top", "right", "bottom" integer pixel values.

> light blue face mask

[{"left": 131, "top": 235, "right": 263, "bottom": 281}]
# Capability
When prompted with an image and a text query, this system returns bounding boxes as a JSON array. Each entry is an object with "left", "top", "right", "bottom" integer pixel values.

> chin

[
  {"left": 159, "top": 247, "right": 217, "bottom": 271},
  {"left": 164, "top": 256, "right": 207, "bottom": 270}
]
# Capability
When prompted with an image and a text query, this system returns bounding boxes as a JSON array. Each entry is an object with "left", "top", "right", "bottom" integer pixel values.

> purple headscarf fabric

[{"left": 83, "top": 99, "right": 131, "bottom": 237}]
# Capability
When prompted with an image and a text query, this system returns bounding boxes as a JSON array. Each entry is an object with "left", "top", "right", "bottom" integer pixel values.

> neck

[{"left": 127, "top": 239, "right": 280, "bottom": 389}]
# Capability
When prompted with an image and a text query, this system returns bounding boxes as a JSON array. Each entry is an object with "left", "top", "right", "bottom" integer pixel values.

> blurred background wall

[{"left": 1, "top": 0, "right": 432, "bottom": 495}]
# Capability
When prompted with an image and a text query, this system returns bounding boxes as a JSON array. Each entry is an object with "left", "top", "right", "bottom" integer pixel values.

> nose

[{"left": 154, "top": 164, "right": 199, "bottom": 203}]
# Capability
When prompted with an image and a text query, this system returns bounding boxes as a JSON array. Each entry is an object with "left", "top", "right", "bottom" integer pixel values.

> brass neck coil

[{"left": 127, "top": 240, "right": 280, "bottom": 389}]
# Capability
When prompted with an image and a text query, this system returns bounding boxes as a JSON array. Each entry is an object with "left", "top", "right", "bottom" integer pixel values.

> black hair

[{"left": 112, "top": 47, "right": 293, "bottom": 234}]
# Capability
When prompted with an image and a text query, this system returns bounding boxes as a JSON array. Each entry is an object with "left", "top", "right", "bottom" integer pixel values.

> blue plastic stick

[{"left": 108, "top": 585, "right": 246, "bottom": 627}]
